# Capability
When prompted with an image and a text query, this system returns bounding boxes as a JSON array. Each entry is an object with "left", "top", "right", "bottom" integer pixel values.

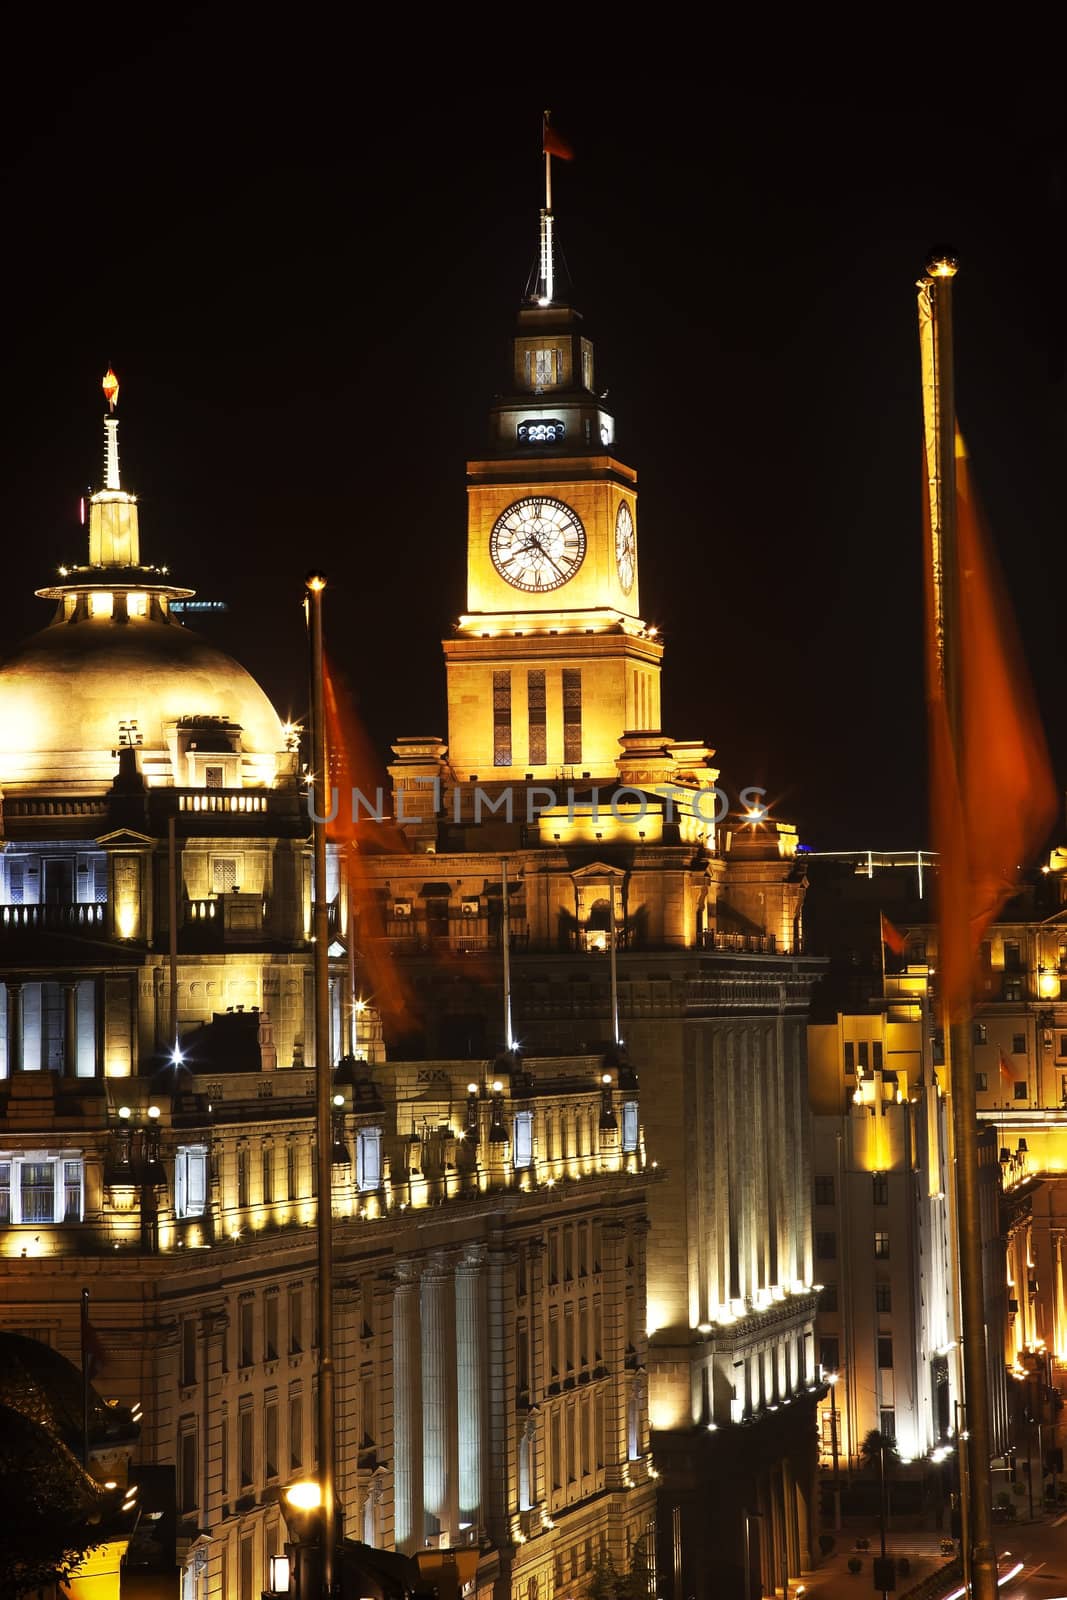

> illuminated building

[
  {"left": 0, "top": 393, "right": 654, "bottom": 1600},
  {"left": 358, "top": 205, "right": 826, "bottom": 1600}
]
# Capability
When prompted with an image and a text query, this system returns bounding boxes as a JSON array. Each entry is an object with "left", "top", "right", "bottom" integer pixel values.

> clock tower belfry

[{"left": 444, "top": 258, "right": 663, "bottom": 783}]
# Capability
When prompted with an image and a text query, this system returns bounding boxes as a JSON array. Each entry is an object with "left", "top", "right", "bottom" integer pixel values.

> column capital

[{"left": 457, "top": 1243, "right": 488, "bottom": 1273}]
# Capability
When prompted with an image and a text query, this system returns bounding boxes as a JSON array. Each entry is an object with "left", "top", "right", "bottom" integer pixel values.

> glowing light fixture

[
  {"left": 332, "top": 1093, "right": 344, "bottom": 1107},
  {"left": 268, "top": 1556, "right": 291, "bottom": 1594},
  {"left": 118, "top": 1105, "right": 131, "bottom": 1120},
  {"left": 285, "top": 1479, "right": 323, "bottom": 1512},
  {"left": 148, "top": 1105, "right": 160, "bottom": 1119}
]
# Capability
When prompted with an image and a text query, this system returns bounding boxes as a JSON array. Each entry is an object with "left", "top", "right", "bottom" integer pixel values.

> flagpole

[
  {"left": 306, "top": 572, "right": 338, "bottom": 1599},
  {"left": 541, "top": 110, "right": 554, "bottom": 303},
  {"left": 924, "top": 250, "right": 998, "bottom": 1600},
  {"left": 879, "top": 913, "right": 887, "bottom": 1001},
  {"left": 81, "top": 1287, "right": 91, "bottom": 1467}
]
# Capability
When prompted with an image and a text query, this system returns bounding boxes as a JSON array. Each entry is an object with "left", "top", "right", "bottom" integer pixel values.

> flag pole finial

[{"left": 926, "top": 247, "right": 960, "bottom": 279}]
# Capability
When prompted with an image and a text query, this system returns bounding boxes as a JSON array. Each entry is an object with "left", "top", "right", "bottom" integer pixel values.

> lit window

[
  {"left": 973, "top": 1022, "right": 987, "bottom": 1046},
  {"left": 212, "top": 857, "right": 239, "bottom": 894},
  {"left": 356, "top": 1128, "right": 382, "bottom": 1193},
  {"left": 126, "top": 592, "right": 148, "bottom": 618},
  {"left": 0, "top": 1153, "right": 83, "bottom": 1223},
  {"left": 621, "top": 1102, "right": 639, "bottom": 1153},
  {"left": 513, "top": 1111, "right": 533, "bottom": 1169},
  {"left": 874, "top": 1232, "right": 890, "bottom": 1259},
  {"left": 175, "top": 1145, "right": 208, "bottom": 1219},
  {"left": 89, "top": 591, "right": 113, "bottom": 618}
]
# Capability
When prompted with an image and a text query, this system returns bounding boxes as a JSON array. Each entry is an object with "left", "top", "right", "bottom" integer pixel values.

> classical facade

[
  {"left": 0, "top": 397, "right": 655, "bottom": 1600},
  {"left": 355, "top": 224, "right": 826, "bottom": 1600}
]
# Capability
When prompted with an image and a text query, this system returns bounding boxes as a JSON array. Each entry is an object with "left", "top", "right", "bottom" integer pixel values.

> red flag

[
  {"left": 923, "top": 435, "right": 1057, "bottom": 1021},
  {"left": 542, "top": 117, "right": 574, "bottom": 161},
  {"left": 999, "top": 1049, "right": 1015, "bottom": 1088},
  {"left": 880, "top": 913, "right": 908, "bottom": 957}
]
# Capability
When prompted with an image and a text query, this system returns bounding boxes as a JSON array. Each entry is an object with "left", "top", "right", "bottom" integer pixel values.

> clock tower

[{"left": 444, "top": 274, "right": 663, "bottom": 782}]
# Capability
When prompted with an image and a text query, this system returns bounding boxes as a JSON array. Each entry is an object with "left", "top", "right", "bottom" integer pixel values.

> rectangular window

[
  {"left": 181, "top": 1317, "right": 197, "bottom": 1387},
  {"left": 528, "top": 670, "right": 547, "bottom": 766},
  {"left": 239, "top": 1300, "right": 254, "bottom": 1368},
  {"left": 875, "top": 1282, "right": 892, "bottom": 1313},
  {"left": 974, "top": 1022, "right": 987, "bottom": 1046},
  {"left": 286, "top": 1142, "right": 296, "bottom": 1200},
  {"left": 237, "top": 1148, "right": 250, "bottom": 1208},
  {"left": 819, "top": 1337, "right": 839, "bottom": 1372},
  {"left": 874, "top": 1232, "right": 890, "bottom": 1259},
  {"left": 175, "top": 1145, "right": 208, "bottom": 1218},
  {"left": 872, "top": 1040, "right": 884, "bottom": 1070},
  {"left": 179, "top": 1425, "right": 198, "bottom": 1513},
  {"left": 493, "top": 671, "right": 512, "bottom": 768},
  {"left": 265, "top": 1296, "right": 279, "bottom": 1361},
  {"left": 562, "top": 669, "right": 582, "bottom": 766},
  {"left": 356, "top": 1128, "right": 382, "bottom": 1192},
  {"left": 262, "top": 1147, "right": 273, "bottom": 1204},
  {"left": 361, "top": 1374, "right": 375, "bottom": 1447},
  {"left": 1014, "top": 1081, "right": 1028, "bottom": 1100},
  {"left": 563, "top": 1226, "right": 574, "bottom": 1283},
  {"left": 815, "top": 1231, "right": 837, "bottom": 1260},
  {"left": 1004, "top": 940, "right": 1022, "bottom": 971},
  {"left": 622, "top": 1101, "right": 639, "bottom": 1153},
  {"left": 551, "top": 1410, "right": 562, "bottom": 1490},
  {"left": 1012, "top": 1033, "right": 1026, "bottom": 1054},
  {"left": 814, "top": 1175, "right": 835, "bottom": 1206},
  {"left": 0, "top": 1155, "right": 84, "bottom": 1224},
  {"left": 289, "top": 1390, "right": 304, "bottom": 1470},
  {"left": 880, "top": 1406, "right": 896, "bottom": 1442},
  {"left": 843, "top": 1041, "right": 855, "bottom": 1074},
  {"left": 239, "top": 1405, "right": 254, "bottom": 1487},
  {"left": 818, "top": 1283, "right": 838, "bottom": 1313},
  {"left": 513, "top": 1110, "right": 533, "bottom": 1169},
  {"left": 205, "top": 765, "right": 224, "bottom": 789},
  {"left": 877, "top": 1337, "right": 893, "bottom": 1369},
  {"left": 213, "top": 857, "right": 239, "bottom": 894},
  {"left": 975, "top": 1072, "right": 988, "bottom": 1091},
  {"left": 289, "top": 1285, "right": 303, "bottom": 1354},
  {"left": 264, "top": 1398, "right": 278, "bottom": 1479},
  {"left": 857, "top": 1041, "right": 869, "bottom": 1072},
  {"left": 872, "top": 1174, "right": 889, "bottom": 1206}
]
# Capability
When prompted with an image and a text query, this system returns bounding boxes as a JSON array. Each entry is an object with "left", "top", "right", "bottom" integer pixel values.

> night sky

[{"left": 0, "top": 25, "right": 1062, "bottom": 849}]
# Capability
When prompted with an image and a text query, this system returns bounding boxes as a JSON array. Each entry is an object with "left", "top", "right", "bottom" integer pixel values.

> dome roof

[{"left": 0, "top": 614, "right": 285, "bottom": 793}]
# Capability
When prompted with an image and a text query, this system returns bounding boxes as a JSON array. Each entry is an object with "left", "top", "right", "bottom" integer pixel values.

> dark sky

[{"left": 0, "top": 24, "right": 1062, "bottom": 849}]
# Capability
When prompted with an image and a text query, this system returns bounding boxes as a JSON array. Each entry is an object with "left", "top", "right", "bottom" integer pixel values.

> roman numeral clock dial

[{"left": 489, "top": 496, "right": 586, "bottom": 593}]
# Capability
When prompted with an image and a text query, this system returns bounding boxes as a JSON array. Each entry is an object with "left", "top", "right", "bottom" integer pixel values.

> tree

[
  {"left": 0, "top": 1401, "right": 110, "bottom": 1599},
  {"left": 582, "top": 1540, "right": 652, "bottom": 1600},
  {"left": 859, "top": 1429, "right": 897, "bottom": 1471}
]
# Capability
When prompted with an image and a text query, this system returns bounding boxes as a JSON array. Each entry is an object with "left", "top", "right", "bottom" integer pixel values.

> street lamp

[
  {"left": 281, "top": 1479, "right": 331, "bottom": 1600},
  {"left": 826, "top": 1372, "right": 842, "bottom": 1531}
]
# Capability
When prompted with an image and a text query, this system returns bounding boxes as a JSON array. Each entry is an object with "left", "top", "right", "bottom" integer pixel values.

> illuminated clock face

[
  {"left": 490, "top": 497, "right": 586, "bottom": 593},
  {"left": 615, "top": 501, "right": 635, "bottom": 595}
]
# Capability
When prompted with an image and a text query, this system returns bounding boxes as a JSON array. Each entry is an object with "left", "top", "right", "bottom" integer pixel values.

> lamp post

[
  {"left": 306, "top": 574, "right": 338, "bottom": 1598},
  {"left": 827, "top": 1372, "right": 842, "bottom": 1531}
]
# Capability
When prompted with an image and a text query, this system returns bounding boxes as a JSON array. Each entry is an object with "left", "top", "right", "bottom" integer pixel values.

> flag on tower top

[
  {"left": 543, "top": 115, "right": 574, "bottom": 161},
  {"left": 102, "top": 368, "right": 119, "bottom": 411}
]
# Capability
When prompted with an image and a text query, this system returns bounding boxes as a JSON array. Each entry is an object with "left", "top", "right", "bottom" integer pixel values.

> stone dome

[{"left": 0, "top": 612, "right": 286, "bottom": 793}]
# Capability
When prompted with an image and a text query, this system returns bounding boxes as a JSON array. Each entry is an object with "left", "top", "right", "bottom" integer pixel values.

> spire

[{"left": 89, "top": 368, "right": 140, "bottom": 567}]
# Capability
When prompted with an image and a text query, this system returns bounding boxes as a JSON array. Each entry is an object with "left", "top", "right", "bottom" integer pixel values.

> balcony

[
  {"left": 182, "top": 894, "right": 267, "bottom": 948},
  {"left": 699, "top": 931, "right": 778, "bottom": 954},
  {"left": 0, "top": 902, "right": 106, "bottom": 934}
]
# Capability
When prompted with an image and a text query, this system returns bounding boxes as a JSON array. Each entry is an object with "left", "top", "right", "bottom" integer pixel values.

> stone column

[
  {"left": 7, "top": 983, "right": 23, "bottom": 1075},
  {"left": 601, "top": 1220, "right": 629, "bottom": 1487},
  {"left": 421, "top": 1252, "right": 458, "bottom": 1538},
  {"left": 62, "top": 980, "right": 80, "bottom": 1080},
  {"left": 392, "top": 1263, "right": 422, "bottom": 1553},
  {"left": 456, "top": 1245, "right": 486, "bottom": 1529}
]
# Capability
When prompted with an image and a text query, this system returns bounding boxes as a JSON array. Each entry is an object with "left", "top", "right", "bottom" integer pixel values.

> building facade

[
  {"left": 0, "top": 400, "right": 656, "bottom": 1600},
  {"left": 356, "top": 228, "right": 826, "bottom": 1599}
]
